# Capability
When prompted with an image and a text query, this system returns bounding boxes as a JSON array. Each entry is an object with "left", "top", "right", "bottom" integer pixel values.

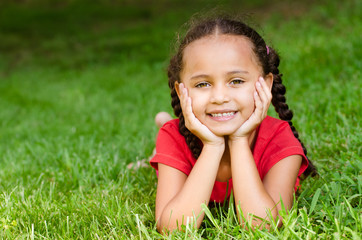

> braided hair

[{"left": 167, "top": 17, "right": 317, "bottom": 177}]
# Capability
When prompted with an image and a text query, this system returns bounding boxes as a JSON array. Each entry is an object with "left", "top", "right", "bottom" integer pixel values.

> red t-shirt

[{"left": 150, "top": 116, "right": 308, "bottom": 203}]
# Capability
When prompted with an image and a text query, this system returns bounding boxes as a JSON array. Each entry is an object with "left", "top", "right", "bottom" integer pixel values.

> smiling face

[{"left": 179, "top": 34, "right": 265, "bottom": 136}]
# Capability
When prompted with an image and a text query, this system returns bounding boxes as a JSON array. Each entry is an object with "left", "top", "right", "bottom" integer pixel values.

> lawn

[{"left": 0, "top": 0, "right": 361, "bottom": 239}]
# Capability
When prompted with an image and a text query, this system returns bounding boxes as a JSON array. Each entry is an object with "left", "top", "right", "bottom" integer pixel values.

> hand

[
  {"left": 229, "top": 77, "right": 272, "bottom": 142},
  {"left": 178, "top": 83, "right": 225, "bottom": 146}
]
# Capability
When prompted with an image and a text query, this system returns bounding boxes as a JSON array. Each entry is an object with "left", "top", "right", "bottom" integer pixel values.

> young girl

[{"left": 150, "top": 16, "right": 317, "bottom": 232}]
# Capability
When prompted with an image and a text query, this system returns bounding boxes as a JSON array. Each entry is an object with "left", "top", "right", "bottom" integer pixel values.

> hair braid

[
  {"left": 267, "top": 47, "right": 317, "bottom": 177},
  {"left": 168, "top": 55, "right": 202, "bottom": 159},
  {"left": 179, "top": 116, "right": 202, "bottom": 158}
]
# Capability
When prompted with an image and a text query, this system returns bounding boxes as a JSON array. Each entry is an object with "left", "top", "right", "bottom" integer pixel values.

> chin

[
  {"left": 206, "top": 121, "right": 243, "bottom": 137},
  {"left": 210, "top": 127, "right": 239, "bottom": 137}
]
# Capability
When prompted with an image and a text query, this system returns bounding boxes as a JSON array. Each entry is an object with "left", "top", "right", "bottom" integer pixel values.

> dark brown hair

[{"left": 167, "top": 16, "right": 317, "bottom": 177}]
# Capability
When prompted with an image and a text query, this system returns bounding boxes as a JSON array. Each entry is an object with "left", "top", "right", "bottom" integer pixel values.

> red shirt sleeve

[
  {"left": 257, "top": 118, "right": 308, "bottom": 190},
  {"left": 150, "top": 119, "right": 195, "bottom": 176}
]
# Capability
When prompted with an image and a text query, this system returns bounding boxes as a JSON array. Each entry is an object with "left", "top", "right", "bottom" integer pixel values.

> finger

[
  {"left": 256, "top": 78, "right": 268, "bottom": 105},
  {"left": 179, "top": 83, "right": 188, "bottom": 111},
  {"left": 253, "top": 91, "right": 263, "bottom": 119},
  {"left": 182, "top": 89, "right": 214, "bottom": 140},
  {"left": 256, "top": 77, "right": 272, "bottom": 116},
  {"left": 185, "top": 94, "right": 195, "bottom": 120},
  {"left": 179, "top": 85, "right": 198, "bottom": 127},
  {"left": 179, "top": 83, "right": 186, "bottom": 98},
  {"left": 255, "top": 82, "right": 268, "bottom": 116},
  {"left": 259, "top": 77, "right": 272, "bottom": 102}
]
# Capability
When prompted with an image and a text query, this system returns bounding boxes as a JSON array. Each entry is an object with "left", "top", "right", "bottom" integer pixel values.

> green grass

[{"left": 0, "top": 0, "right": 361, "bottom": 239}]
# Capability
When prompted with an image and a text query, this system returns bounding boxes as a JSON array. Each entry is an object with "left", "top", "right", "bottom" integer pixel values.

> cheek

[
  {"left": 189, "top": 89, "right": 207, "bottom": 103},
  {"left": 188, "top": 91, "right": 203, "bottom": 113},
  {"left": 245, "top": 97, "right": 255, "bottom": 114},
  {"left": 188, "top": 91, "right": 196, "bottom": 105},
  {"left": 188, "top": 89, "right": 196, "bottom": 100},
  {"left": 245, "top": 84, "right": 256, "bottom": 104},
  {"left": 243, "top": 96, "right": 255, "bottom": 109},
  {"left": 236, "top": 90, "right": 255, "bottom": 113}
]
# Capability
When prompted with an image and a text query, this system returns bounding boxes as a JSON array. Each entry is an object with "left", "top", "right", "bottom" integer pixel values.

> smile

[
  {"left": 208, "top": 111, "right": 237, "bottom": 121},
  {"left": 210, "top": 112, "right": 236, "bottom": 117}
]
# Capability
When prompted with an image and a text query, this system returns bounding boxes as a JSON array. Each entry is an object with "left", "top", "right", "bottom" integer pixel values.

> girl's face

[{"left": 179, "top": 34, "right": 271, "bottom": 136}]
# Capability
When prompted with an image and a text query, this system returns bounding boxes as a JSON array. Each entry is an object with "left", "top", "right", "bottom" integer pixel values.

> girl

[{"left": 150, "top": 16, "right": 317, "bottom": 232}]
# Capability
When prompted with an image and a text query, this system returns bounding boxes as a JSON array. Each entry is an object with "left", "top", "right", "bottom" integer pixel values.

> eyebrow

[
  {"left": 227, "top": 70, "right": 249, "bottom": 75},
  {"left": 190, "top": 74, "right": 209, "bottom": 80},
  {"left": 190, "top": 70, "right": 249, "bottom": 80}
]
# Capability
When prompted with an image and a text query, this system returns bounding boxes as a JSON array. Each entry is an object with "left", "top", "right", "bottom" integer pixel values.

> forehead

[
  {"left": 185, "top": 34, "right": 254, "bottom": 51},
  {"left": 181, "top": 34, "right": 261, "bottom": 73}
]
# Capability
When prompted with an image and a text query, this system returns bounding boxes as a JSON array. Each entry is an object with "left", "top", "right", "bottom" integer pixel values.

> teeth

[{"left": 211, "top": 112, "right": 235, "bottom": 117}]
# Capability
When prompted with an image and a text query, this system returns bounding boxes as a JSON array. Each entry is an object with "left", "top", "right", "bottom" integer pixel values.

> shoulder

[
  {"left": 161, "top": 118, "right": 180, "bottom": 130},
  {"left": 257, "top": 116, "right": 303, "bottom": 153},
  {"left": 259, "top": 116, "right": 290, "bottom": 138},
  {"left": 150, "top": 119, "right": 195, "bottom": 175},
  {"left": 157, "top": 119, "right": 182, "bottom": 142},
  {"left": 255, "top": 116, "right": 308, "bottom": 180},
  {"left": 156, "top": 118, "right": 184, "bottom": 148}
]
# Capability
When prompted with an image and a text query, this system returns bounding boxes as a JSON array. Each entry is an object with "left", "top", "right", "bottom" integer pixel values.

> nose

[{"left": 210, "top": 84, "right": 230, "bottom": 104}]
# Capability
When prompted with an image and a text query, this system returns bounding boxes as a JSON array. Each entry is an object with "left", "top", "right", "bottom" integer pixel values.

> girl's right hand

[{"left": 178, "top": 83, "right": 225, "bottom": 147}]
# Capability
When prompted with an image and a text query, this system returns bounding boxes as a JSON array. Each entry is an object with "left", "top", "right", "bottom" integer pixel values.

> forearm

[
  {"left": 229, "top": 138, "right": 277, "bottom": 226},
  {"left": 157, "top": 144, "right": 224, "bottom": 231}
]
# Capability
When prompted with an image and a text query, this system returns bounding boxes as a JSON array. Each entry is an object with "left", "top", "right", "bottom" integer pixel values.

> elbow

[
  {"left": 156, "top": 222, "right": 171, "bottom": 234},
  {"left": 156, "top": 212, "right": 202, "bottom": 234},
  {"left": 156, "top": 218, "right": 180, "bottom": 235},
  {"left": 156, "top": 218, "right": 174, "bottom": 234},
  {"left": 155, "top": 208, "right": 181, "bottom": 234},
  {"left": 156, "top": 218, "right": 196, "bottom": 234},
  {"left": 238, "top": 208, "right": 279, "bottom": 230},
  {"left": 155, "top": 214, "right": 177, "bottom": 234}
]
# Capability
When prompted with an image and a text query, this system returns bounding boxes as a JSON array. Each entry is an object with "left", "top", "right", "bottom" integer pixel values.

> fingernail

[
  {"left": 256, "top": 82, "right": 261, "bottom": 87},
  {"left": 259, "top": 77, "right": 264, "bottom": 82}
]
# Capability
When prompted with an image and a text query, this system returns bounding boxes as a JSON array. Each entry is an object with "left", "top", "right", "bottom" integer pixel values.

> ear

[
  {"left": 264, "top": 73, "right": 274, "bottom": 91},
  {"left": 174, "top": 81, "right": 181, "bottom": 98}
]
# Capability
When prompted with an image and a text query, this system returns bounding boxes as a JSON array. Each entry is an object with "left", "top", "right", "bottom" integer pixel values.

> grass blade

[{"left": 309, "top": 188, "right": 321, "bottom": 215}]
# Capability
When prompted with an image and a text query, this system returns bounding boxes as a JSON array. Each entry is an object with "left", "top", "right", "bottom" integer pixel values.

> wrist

[
  {"left": 203, "top": 141, "right": 225, "bottom": 154},
  {"left": 228, "top": 136, "right": 249, "bottom": 149}
]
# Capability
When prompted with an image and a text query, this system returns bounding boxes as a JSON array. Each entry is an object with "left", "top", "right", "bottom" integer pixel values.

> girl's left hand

[{"left": 229, "top": 77, "right": 272, "bottom": 141}]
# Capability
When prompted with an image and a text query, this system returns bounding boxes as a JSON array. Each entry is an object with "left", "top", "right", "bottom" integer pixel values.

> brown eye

[
  {"left": 195, "top": 82, "right": 210, "bottom": 88},
  {"left": 230, "top": 79, "right": 244, "bottom": 85}
]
